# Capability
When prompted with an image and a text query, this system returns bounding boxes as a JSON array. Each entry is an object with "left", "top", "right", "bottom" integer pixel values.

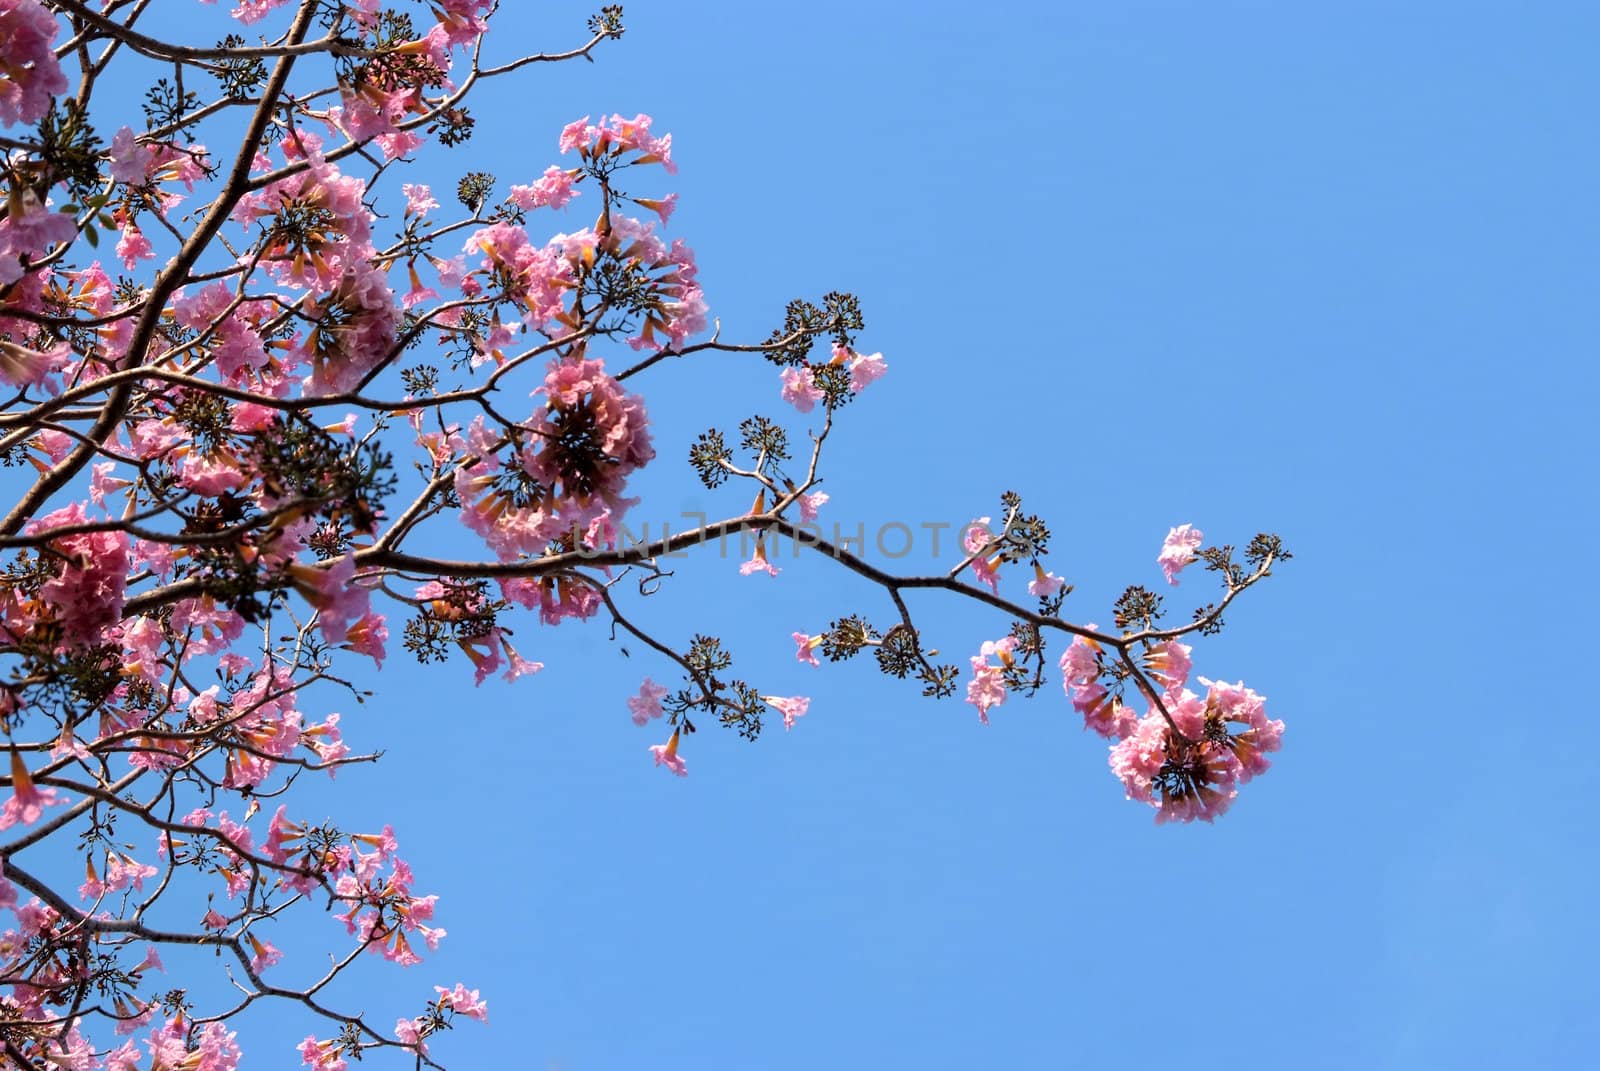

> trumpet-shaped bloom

[
  {"left": 763, "top": 695, "right": 810, "bottom": 731},
  {"left": 286, "top": 555, "right": 369, "bottom": 646},
  {"left": 649, "top": 729, "right": 687, "bottom": 776},
  {"left": 793, "top": 632, "right": 824, "bottom": 666},
  {"left": 1028, "top": 565, "right": 1066, "bottom": 598}
]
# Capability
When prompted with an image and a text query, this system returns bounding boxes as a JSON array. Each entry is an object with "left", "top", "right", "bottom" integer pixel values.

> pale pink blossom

[
  {"left": 1028, "top": 564, "right": 1066, "bottom": 598},
  {"left": 403, "top": 183, "right": 439, "bottom": 216},
  {"left": 848, "top": 349, "right": 887, "bottom": 392},
  {"left": 286, "top": 554, "right": 370, "bottom": 645},
  {"left": 961, "top": 518, "right": 1003, "bottom": 592},
  {"left": 798, "top": 491, "right": 829, "bottom": 523},
  {"left": 508, "top": 166, "right": 579, "bottom": 212},
  {"left": 1144, "top": 640, "right": 1193, "bottom": 692},
  {"left": 435, "top": 982, "right": 489, "bottom": 1022},
  {"left": 108, "top": 126, "right": 150, "bottom": 184},
  {"left": 299, "top": 1035, "right": 349, "bottom": 1071},
  {"left": 739, "top": 538, "right": 779, "bottom": 577},
  {"left": 1158, "top": 523, "right": 1204, "bottom": 585},
  {"left": 218, "top": 0, "right": 294, "bottom": 26},
  {"left": 0, "top": 751, "right": 62, "bottom": 831},
  {"left": 793, "top": 632, "right": 823, "bottom": 666},
  {"left": 649, "top": 729, "right": 687, "bottom": 776},
  {"left": 247, "top": 932, "right": 282, "bottom": 972},
  {"left": 965, "top": 637, "right": 1017, "bottom": 725},
  {"left": 1060, "top": 632, "right": 1138, "bottom": 738},
  {"left": 0, "top": 187, "right": 77, "bottom": 285},
  {"left": 499, "top": 638, "right": 544, "bottom": 683},
  {"left": 628, "top": 678, "right": 669, "bottom": 725},
  {"left": 634, "top": 193, "right": 677, "bottom": 224},
  {"left": 26, "top": 501, "right": 130, "bottom": 648},
  {"left": 394, "top": 1016, "right": 428, "bottom": 1056},
  {"left": 115, "top": 223, "right": 154, "bottom": 270},
  {"left": 763, "top": 695, "right": 810, "bottom": 731},
  {"left": 0, "top": 338, "right": 63, "bottom": 388},
  {"left": 89, "top": 461, "right": 131, "bottom": 508},
  {"left": 194, "top": 1023, "right": 241, "bottom": 1071},
  {"left": 0, "top": 0, "right": 68, "bottom": 127},
  {"left": 558, "top": 115, "right": 593, "bottom": 153},
  {"left": 780, "top": 366, "right": 823, "bottom": 412}
]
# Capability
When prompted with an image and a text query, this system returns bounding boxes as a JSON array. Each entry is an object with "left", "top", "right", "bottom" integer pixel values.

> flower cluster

[
  {"left": 1108, "top": 679, "right": 1284, "bottom": 824},
  {"left": 0, "top": 0, "right": 67, "bottom": 127}
]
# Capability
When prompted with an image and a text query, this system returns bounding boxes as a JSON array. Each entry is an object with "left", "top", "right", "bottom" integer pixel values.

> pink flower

[
  {"left": 0, "top": 0, "right": 68, "bottom": 128},
  {"left": 0, "top": 187, "right": 77, "bottom": 285},
  {"left": 400, "top": 260, "right": 438, "bottom": 310},
  {"left": 969, "top": 557, "right": 1000, "bottom": 593},
  {"left": 246, "top": 932, "right": 282, "bottom": 973},
  {"left": 763, "top": 695, "right": 810, "bottom": 731},
  {"left": 1058, "top": 635, "right": 1099, "bottom": 690},
  {"left": 848, "top": 350, "right": 887, "bottom": 392},
  {"left": 965, "top": 637, "right": 1017, "bottom": 725},
  {"left": 285, "top": 554, "right": 370, "bottom": 645},
  {"left": 435, "top": 982, "right": 489, "bottom": 1023},
  {"left": 1059, "top": 632, "right": 1138, "bottom": 739},
  {"left": 403, "top": 183, "right": 439, "bottom": 217},
  {"left": 1028, "top": 564, "right": 1066, "bottom": 598},
  {"left": 798, "top": 491, "right": 829, "bottom": 523},
  {"left": 508, "top": 166, "right": 579, "bottom": 212},
  {"left": 299, "top": 261, "right": 400, "bottom": 396},
  {"left": 1108, "top": 679, "right": 1283, "bottom": 824},
  {"left": 1144, "top": 640, "right": 1193, "bottom": 692},
  {"left": 26, "top": 502, "right": 130, "bottom": 648},
  {"left": 739, "top": 538, "right": 779, "bottom": 577},
  {"left": 793, "top": 632, "right": 823, "bottom": 666},
  {"left": 963, "top": 518, "right": 1002, "bottom": 590},
  {"left": 649, "top": 729, "right": 687, "bottom": 777},
  {"left": 180, "top": 451, "right": 248, "bottom": 496},
  {"left": 194, "top": 1023, "right": 241, "bottom": 1071},
  {"left": 780, "top": 366, "right": 823, "bottom": 412},
  {"left": 1158, "top": 523, "right": 1204, "bottom": 585},
  {"left": 499, "top": 638, "right": 544, "bottom": 683},
  {"left": 115, "top": 222, "right": 154, "bottom": 270},
  {"left": 89, "top": 461, "right": 131, "bottom": 508},
  {"left": 108, "top": 126, "right": 150, "bottom": 184},
  {"left": 462, "top": 222, "right": 572, "bottom": 330},
  {"left": 633, "top": 193, "right": 677, "bottom": 225},
  {"left": 963, "top": 517, "right": 994, "bottom": 555},
  {"left": 558, "top": 115, "right": 594, "bottom": 153},
  {"left": 394, "top": 1016, "right": 428, "bottom": 1056},
  {"left": 344, "top": 612, "right": 388, "bottom": 667},
  {"left": 227, "top": 0, "right": 293, "bottom": 26},
  {"left": 1199, "top": 677, "right": 1285, "bottom": 783},
  {"left": 299, "top": 1035, "right": 349, "bottom": 1071},
  {"left": 966, "top": 661, "right": 1007, "bottom": 725},
  {"left": 0, "top": 338, "right": 62, "bottom": 387},
  {"left": 628, "top": 678, "right": 669, "bottom": 725}
]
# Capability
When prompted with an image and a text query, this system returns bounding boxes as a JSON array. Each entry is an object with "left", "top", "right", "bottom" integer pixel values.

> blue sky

[{"left": 82, "top": 1, "right": 1600, "bottom": 1067}]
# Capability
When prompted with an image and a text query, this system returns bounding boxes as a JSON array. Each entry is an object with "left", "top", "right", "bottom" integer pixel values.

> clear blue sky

[{"left": 157, "top": 1, "right": 1600, "bottom": 1066}]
